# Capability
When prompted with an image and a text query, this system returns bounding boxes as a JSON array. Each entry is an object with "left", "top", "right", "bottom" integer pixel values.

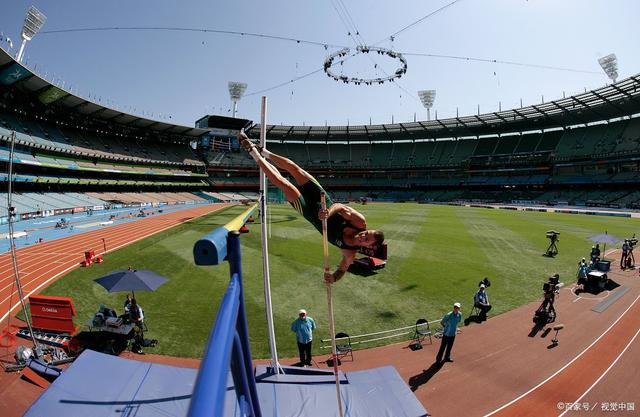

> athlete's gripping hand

[
  {"left": 318, "top": 208, "right": 329, "bottom": 221},
  {"left": 324, "top": 271, "right": 336, "bottom": 284}
]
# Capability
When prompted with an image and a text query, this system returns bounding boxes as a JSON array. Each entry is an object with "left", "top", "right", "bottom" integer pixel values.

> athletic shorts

[{"left": 290, "top": 178, "right": 333, "bottom": 235}]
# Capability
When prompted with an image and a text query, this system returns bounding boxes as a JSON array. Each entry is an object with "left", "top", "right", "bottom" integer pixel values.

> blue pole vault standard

[
  {"left": 189, "top": 204, "right": 261, "bottom": 417},
  {"left": 193, "top": 204, "right": 257, "bottom": 266}
]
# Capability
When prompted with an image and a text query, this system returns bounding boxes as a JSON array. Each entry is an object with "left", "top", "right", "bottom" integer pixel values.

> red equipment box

[{"left": 28, "top": 295, "right": 78, "bottom": 334}]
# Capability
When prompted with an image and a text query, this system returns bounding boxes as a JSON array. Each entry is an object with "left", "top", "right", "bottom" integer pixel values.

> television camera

[
  {"left": 622, "top": 234, "right": 637, "bottom": 269},
  {"left": 544, "top": 230, "right": 560, "bottom": 257},
  {"left": 533, "top": 274, "right": 560, "bottom": 324}
]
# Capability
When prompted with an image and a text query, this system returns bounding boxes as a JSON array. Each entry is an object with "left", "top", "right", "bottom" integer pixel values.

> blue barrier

[
  {"left": 189, "top": 206, "right": 262, "bottom": 417},
  {"left": 193, "top": 204, "right": 257, "bottom": 265}
]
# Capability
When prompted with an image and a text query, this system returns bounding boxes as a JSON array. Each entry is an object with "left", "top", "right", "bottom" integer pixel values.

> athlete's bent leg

[{"left": 238, "top": 132, "right": 301, "bottom": 202}]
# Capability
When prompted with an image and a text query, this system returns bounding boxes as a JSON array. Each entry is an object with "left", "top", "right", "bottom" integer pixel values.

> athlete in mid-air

[{"left": 238, "top": 131, "right": 384, "bottom": 284}]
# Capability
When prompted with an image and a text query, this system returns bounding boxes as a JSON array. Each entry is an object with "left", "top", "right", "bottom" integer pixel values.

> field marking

[
  {"left": 558, "top": 327, "right": 640, "bottom": 417},
  {"left": 569, "top": 284, "right": 610, "bottom": 303},
  {"left": 483, "top": 294, "right": 640, "bottom": 417}
]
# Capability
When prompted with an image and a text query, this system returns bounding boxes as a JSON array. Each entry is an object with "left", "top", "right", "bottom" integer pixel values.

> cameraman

[
  {"left": 621, "top": 239, "right": 630, "bottom": 269},
  {"left": 474, "top": 284, "right": 492, "bottom": 321},
  {"left": 590, "top": 244, "right": 601, "bottom": 265}
]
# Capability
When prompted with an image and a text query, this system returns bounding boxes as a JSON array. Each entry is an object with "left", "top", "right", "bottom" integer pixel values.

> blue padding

[
  {"left": 23, "top": 350, "right": 198, "bottom": 417},
  {"left": 255, "top": 365, "right": 348, "bottom": 384},
  {"left": 193, "top": 227, "right": 229, "bottom": 265},
  {"left": 229, "top": 366, "right": 428, "bottom": 417},
  {"left": 24, "top": 351, "right": 427, "bottom": 417}
]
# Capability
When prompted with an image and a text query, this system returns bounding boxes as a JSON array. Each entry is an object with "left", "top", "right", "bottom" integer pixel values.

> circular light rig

[{"left": 323, "top": 46, "right": 408, "bottom": 86}]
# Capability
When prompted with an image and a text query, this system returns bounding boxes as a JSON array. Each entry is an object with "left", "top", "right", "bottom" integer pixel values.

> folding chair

[
  {"left": 412, "top": 319, "right": 432, "bottom": 348},
  {"left": 470, "top": 299, "right": 481, "bottom": 318},
  {"left": 335, "top": 332, "right": 354, "bottom": 362}
]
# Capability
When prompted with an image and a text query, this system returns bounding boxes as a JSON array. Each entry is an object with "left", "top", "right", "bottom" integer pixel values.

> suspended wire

[
  {"left": 327, "top": 0, "right": 414, "bottom": 103},
  {"left": 329, "top": 0, "right": 365, "bottom": 47},
  {"left": 39, "top": 24, "right": 602, "bottom": 97},
  {"left": 401, "top": 51, "right": 603, "bottom": 74},
  {"left": 335, "top": 0, "right": 366, "bottom": 47},
  {"left": 377, "top": 0, "right": 464, "bottom": 44},
  {"left": 245, "top": 67, "right": 325, "bottom": 97},
  {"left": 40, "top": 26, "right": 348, "bottom": 49}
]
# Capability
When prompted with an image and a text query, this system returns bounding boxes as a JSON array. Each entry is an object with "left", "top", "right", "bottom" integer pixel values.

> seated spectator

[
  {"left": 123, "top": 294, "right": 133, "bottom": 314},
  {"left": 590, "top": 244, "right": 601, "bottom": 264},
  {"left": 129, "top": 298, "right": 145, "bottom": 354},
  {"left": 129, "top": 298, "right": 144, "bottom": 327},
  {"left": 474, "top": 284, "right": 492, "bottom": 321}
]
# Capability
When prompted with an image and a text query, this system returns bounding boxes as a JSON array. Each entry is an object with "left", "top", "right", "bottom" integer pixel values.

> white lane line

[
  {"left": 483, "top": 295, "right": 640, "bottom": 417},
  {"left": 558, "top": 327, "right": 640, "bottom": 417}
]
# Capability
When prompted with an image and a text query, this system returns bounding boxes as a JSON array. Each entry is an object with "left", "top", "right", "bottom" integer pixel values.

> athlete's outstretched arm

[{"left": 324, "top": 250, "right": 356, "bottom": 284}]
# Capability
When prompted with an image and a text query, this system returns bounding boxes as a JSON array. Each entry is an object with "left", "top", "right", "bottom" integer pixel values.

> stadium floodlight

[
  {"left": 598, "top": 54, "right": 618, "bottom": 83},
  {"left": 16, "top": 6, "right": 47, "bottom": 63},
  {"left": 418, "top": 90, "right": 436, "bottom": 121},
  {"left": 228, "top": 81, "right": 248, "bottom": 118}
]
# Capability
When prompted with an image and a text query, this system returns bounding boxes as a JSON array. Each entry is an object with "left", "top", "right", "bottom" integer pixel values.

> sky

[{"left": 1, "top": 0, "right": 638, "bottom": 128}]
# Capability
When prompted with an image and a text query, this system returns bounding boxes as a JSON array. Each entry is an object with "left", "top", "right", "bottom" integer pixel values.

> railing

[
  {"left": 189, "top": 204, "right": 261, "bottom": 417},
  {"left": 319, "top": 320, "right": 440, "bottom": 350}
]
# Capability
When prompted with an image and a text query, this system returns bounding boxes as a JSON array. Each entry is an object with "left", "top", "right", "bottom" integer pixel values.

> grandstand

[
  {"left": 200, "top": 74, "right": 640, "bottom": 208},
  {"left": 3, "top": 40, "right": 640, "bottom": 215},
  {"left": 0, "top": 46, "right": 218, "bottom": 223}
]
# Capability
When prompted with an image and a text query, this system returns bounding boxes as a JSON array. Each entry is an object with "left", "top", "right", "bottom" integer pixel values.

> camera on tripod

[
  {"left": 534, "top": 274, "right": 560, "bottom": 324},
  {"left": 546, "top": 230, "right": 560, "bottom": 241},
  {"left": 544, "top": 231, "right": 560, "bottom": 257},
  {"left": 543, "top": 274, "right": 560, "bottom": 294},
  {"left": 622, "top": 234, "right": 637, "bottom": 269}
]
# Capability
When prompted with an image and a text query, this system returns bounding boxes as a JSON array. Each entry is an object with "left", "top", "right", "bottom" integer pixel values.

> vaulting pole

[
  {"left": 320, "top": 193, "right": 344, "bottom": 417},
  {"left": 259, "top": 96, "right": 282, "bottom": 374}
]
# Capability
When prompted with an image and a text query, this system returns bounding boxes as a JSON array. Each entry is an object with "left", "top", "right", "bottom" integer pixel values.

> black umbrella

[{"left": 94, "top": 269, "right": 168, "bottom": 298}]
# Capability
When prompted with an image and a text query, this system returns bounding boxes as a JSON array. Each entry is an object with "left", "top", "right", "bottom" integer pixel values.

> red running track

[{"left": 0, "top": 204, "right": 228, "bottom": 325}]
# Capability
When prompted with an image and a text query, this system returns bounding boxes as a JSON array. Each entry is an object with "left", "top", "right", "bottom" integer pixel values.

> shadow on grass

[
  {"left": 73, "top": 331, "right": 129, "bottom": 356},
  {"left": 400, "top": 284, "right": 418, "bottom": 292},
  {"left": 409, "top": 361, "right": 444, "bottom": 392},
  {"left": 347, "top": 264, "right": 380, "bottom": 277},
  {"left": 377, "top": 311, "right": 397, "bottom": 319}
]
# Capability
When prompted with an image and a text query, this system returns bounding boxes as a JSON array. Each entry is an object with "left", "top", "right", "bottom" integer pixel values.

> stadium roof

[
  {"left": 250, "top": 74, "right": 640, "bottom": 143},
  {"left": 0, "top": 46, "right": 208, "bottom": 139}
]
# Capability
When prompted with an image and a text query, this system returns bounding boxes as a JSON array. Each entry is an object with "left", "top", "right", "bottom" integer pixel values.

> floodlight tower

[
  {"left": 598, "top": 54, "right": 618, "bottom": 83},
  {"left": 418, "top": 90, "right": 436, "bottom": 121},
  {"left": 16, "top": 6, "right": 47, "bottom": 63},
  {"left": 228, "top": 81, "right": 248, "bottom": 118}
]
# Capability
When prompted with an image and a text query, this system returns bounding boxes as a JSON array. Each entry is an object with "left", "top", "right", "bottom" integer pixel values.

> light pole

[
  {"left": 228, "top": 81, "right": 248, "bottom": 118},
  {"left": 598, "top": 54, "right": 618, "bottom": 83},
  {"left": 16, "top": 6, "right": 47, "bottom": 63},
  {"left": 418, "top": 90, "right": 436, "bottom": 121}
]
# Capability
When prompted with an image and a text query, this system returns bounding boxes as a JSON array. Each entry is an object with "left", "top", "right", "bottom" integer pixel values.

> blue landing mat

[{"left": 25, "top": 351, "right": 427, "bottom": 417}]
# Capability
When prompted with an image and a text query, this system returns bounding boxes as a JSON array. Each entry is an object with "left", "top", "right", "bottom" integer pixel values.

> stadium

[{"left": 1, "top": 2, "right": 639, "bottom": 416}]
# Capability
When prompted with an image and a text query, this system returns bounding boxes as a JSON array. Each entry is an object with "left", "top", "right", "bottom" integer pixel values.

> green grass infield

[{"left": 40, "top": 203, "right": 637, "bottom": 359}]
